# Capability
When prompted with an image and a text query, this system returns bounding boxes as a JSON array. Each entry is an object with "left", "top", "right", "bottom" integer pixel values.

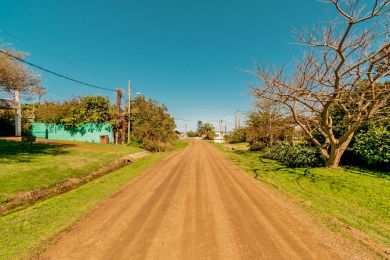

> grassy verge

[
  {"left": 0, "top": 151, "right": 172, "bottom": 259},
  {"left": 214, "top": 143, "right": 390, "bottom": 254},
  {"left": 173, "top": 139, "right": 190, "bottom": 150},
  {"left": 0, "top": 139, "right": 143, "bottom": 202}
]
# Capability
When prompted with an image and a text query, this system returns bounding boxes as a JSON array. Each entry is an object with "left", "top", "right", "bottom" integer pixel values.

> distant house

[
  {"left": 175, "top": 130, "right": 187, "bottom": 139},
  {"left": 213, "top": 132, "right": 226, "bottom": 143}
]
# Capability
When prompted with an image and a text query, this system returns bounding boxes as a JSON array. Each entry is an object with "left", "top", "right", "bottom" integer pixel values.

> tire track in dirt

[{"left": 41, "top": 141, "right": 347, "bottom": 259}]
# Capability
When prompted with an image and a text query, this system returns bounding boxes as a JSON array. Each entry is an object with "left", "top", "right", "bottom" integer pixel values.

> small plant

[{"left": 263, "top": 142, "right": 323, "bottom": 168}]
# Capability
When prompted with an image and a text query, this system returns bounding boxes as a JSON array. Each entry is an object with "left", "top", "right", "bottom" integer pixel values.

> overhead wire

[
  {"left": 0, "top": 49, "right": 116, "bottom": 92},
  {"left": 0, "top": 29, "right": 123, "bottom": 86}
]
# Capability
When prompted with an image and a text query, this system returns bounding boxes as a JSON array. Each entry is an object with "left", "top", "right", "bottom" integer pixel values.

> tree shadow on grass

[
  {"left": 0, "top": 139, "right": 73, "bottom": 163},
  {"left": 343, "top": 166, "right": 390, "bottom": 179}
]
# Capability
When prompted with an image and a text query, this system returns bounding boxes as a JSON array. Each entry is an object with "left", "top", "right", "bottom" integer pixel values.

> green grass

[
  {"left": 173, "top": 140, "right": 190, "bottom": 150},
  {"left": 214, "top": 143, "right": 390, "bottom": 251},
  {"left": 0, "top": 139, "right": 143, "bottom": 202},
  {"left": 0, "top": 151, "right": 172, "bottom": 259}
]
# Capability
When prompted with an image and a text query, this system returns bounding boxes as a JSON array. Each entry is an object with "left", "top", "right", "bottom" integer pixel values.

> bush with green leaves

[
  {"left": 226, "top": 128, "right": 247, "bottom": 143},
  {"left": 248, "top": 141, "right": 267, "bottom": 151},
  {"left": 130, "top": 96, "right": 177, "bottom": 151},
  {"left": 36, "top": 96, "right": 112, "bottom": 128},
  {"left": 350, "top": 122, "right": 389, "bottom": 169},
  {"left": 186, "top": 131, "right": 198, "bottom": 137},
  {"left": 264, "top": 142, "right": 324, "bottom": 168}
]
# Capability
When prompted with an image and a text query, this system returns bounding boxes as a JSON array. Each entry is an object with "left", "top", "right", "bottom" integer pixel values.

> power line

[
  {"left": 0, "top": 29, "right": 122, "bottom": 86},
  {"left": 0, "top": 49, "right": 116, "bottom": 92},
  {"left": 173, "top": 117, "right": 191, "bottom": 122}
]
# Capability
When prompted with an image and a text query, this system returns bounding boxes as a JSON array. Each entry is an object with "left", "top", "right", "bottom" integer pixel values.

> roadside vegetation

[
  {"left": 215, "top": 143, "right": 390, "bottom": 255},
  {"left": 219, "top": 1, "right": 390, "bottom": 254},
  {"left": 0, "top": 48, "right": 178, "bottom": 152},
  {"left": 0, "top": 140, "right": 188, "bottom": 259},
  {"left": 244, "top": 0, "right": 389, "bottom": 169}
]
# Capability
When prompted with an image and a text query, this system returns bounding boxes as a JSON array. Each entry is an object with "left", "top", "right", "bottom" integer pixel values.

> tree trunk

[
  {"left": 325, "top": 133, "right": 354, "bottom": 168},
  {"left": 325, "top": 147, "right": 344, "bottom": 168}
]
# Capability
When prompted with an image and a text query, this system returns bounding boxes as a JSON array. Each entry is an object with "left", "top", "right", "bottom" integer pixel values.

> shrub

[
  {"left": 263, "top": 142, "right": 324, "bottom": 168},
  {"left": 350, "top": 122, "right": 389, "bottom": 169},
  {"left": 186, "top": 131, "right": 198, "bottom": 138},
  {"left": 249, "top": 141, "right": 267, "bottom": 151},
  {"left": 131, "top": 96, "right": 177, "bottom": 151},
  {"left": 227, "top": 128, "right": 247, "bottom": 143},
  {"left": 142, "top": 139, "right": 172, "bottom": 152}
]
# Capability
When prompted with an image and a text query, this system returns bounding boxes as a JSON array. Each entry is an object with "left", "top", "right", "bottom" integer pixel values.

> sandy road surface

[{"left": 42, "top": 141, "right": 341, "bottom": 259}]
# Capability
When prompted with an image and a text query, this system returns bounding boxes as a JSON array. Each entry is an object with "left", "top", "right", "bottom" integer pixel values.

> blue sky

[{"left": 1, "top": 0, "right": 329, "bottom": 131}]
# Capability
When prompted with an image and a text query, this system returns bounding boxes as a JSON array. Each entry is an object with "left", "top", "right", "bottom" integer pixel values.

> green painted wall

[{"left": 32, "top": 123, "right": 114, "bottom": 143}]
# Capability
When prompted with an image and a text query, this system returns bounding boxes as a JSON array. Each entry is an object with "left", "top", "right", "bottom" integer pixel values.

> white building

[{"left": 213, "top": 132, "right": 226, "bottom": 143}]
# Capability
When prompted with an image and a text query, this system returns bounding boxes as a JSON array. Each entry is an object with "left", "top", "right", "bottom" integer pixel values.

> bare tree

[
  {"left": 252, "top": 0, "right": 390, "bottom": 168},
  {"left": 247, "top": 99, "right": 292, "bottom": 148},
  {"left": 30, "top": 86, "right": 48, "bottom": 104},
  {"left": 0, "top": 48, "right": 40, "bottom": 93}
]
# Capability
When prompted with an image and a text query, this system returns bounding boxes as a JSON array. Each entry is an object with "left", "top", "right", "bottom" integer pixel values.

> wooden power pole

[
  {"left": 15, "top": 90, "right": 21, "bottom": 136},
  {"left": 127, "top": 80, "right": 131, "bottom": 144},
  {"left": 115, "top": 88, "right": 123, "bottom": 145}
]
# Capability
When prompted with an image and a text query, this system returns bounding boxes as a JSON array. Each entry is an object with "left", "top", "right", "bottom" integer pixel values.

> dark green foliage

[
  {"left": 199, "top": 123, "right": 215, "bottom": 140},
  {"left": 248, "top": 141, "right": 267, "bottom": 151},
  {"left": 226, "top": 128, "right": 247, "bottom": 143},
  {"left": 0, "top": 105, "right": 34, "bottom": 136},
  {"left": 350, "top": 121, "right": 390, "bottom": 169},
  {"left": 196, "top": 121, "right": 203, "bottom": 133},
  {"left": 186, "top": 130, "right": 198, "bottom": 137},
  {"left": 35, "top": 96, "right": 112, "bottom": 128},
  {"left": 0, "top": 109, "right": 14, "bottom": 136},
  {"left": 130, "top": 96, "right": 176, "bottom": 152},
  {"left": 264, "top": 142, "right": 324, "bottom": 168}
]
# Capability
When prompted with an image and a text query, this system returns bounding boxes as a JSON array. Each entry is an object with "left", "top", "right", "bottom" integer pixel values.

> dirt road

[{"left": 42, "top": 141, "right": 341, "bottom": 259}]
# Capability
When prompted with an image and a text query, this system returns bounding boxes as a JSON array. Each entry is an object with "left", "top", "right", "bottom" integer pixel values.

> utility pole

[
  {"left": 236, "top": 109, "right": 240, "bottom": 129},
  {"left": 115, "top": 88, "right": 123, "bottom": 145},
  {"left": 127, "top": 80, "right": 131, "bottom": 144},
  {"left": 185, "top": 123, "right": 187, "bottom": 138},
  {"left": 235, "top": 109, "right": 240, "bottom": 130},
  {"left": 15, "top": 90, "right": 21, "bottom": 136}
]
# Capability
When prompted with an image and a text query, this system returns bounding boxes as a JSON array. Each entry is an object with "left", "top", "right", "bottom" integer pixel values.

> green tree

[
  {"left": 186, "top": 130, "right": 199, "bottom": 138},
  {"left": 35, "top": 96, "right": 112, "bottom": 128},
  {"left": 200, "top": 123, "right": 215, "bottom": 140},
  {"left": 131, "top": 96, "right": 177, "bottom": 151},
  {"left": 226, "top": 128, "right": 247, "bottom": 143},
  {"left": 196, "top": 120, "right": 203, "bottom": 133}
]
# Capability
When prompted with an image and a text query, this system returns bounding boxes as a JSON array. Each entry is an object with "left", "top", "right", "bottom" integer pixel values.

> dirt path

[{"left": 41, "top": 141, "right": 345, "bottom": 259}]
